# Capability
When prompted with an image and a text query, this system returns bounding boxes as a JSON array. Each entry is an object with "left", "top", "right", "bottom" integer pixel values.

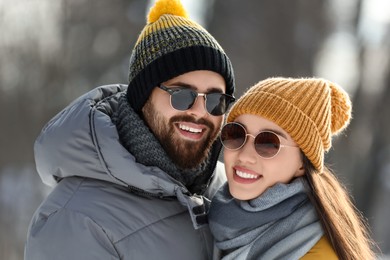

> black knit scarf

[{"left": 113, "top": 94, "right": 220, "bottom": 194}]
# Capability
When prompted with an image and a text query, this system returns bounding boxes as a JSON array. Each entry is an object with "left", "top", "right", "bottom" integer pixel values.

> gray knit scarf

[
  {"left": 113, "top": 94, "right": 220, "bottom": 194},
  {"left": 208, "top": 178, "right": 324, "bottom": 260}
]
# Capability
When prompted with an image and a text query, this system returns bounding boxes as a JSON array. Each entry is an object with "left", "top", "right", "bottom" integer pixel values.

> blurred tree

[
  {"left": 208, "top": 0, "right": 328, "bottom": 96},
  {"left": 326, "top": 0, "right": 390, "bottom": 253},
  {"left": 335, "top": 38, "right": 390, "bottom": 253},
  {"left": 0, "top": 0, "right": 146, "bottom": 167}
]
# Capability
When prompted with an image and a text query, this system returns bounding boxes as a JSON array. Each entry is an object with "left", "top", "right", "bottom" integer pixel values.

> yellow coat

[{"left": 301, "top": 236, "right": 338, "bottom": 260}]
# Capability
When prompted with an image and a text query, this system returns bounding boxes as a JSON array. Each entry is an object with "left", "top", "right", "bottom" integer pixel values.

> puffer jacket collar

[{"left": 34, "top": 84, "right": 217, "bottom": 229}]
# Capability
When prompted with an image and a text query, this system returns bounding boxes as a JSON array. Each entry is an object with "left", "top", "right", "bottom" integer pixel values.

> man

[{"left": 24, "top": 0, "right": 235, "bottom": 259}]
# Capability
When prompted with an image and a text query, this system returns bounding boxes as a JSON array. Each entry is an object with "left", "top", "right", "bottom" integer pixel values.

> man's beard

[{"left": 142, "top": 101, "right": 219, "bottom": 169}]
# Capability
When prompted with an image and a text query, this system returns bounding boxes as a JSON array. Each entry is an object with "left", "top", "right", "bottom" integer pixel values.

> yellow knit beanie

[{"left": 227, "top": 77, "right": 352, "bottom": 172}]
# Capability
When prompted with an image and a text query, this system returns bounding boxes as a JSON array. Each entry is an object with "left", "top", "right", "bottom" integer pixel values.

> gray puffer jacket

[{"left": 25, "top": 84, "right": 226, "bottom": 260}]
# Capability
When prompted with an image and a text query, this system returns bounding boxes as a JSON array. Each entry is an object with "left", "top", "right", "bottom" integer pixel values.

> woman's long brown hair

[{"left": 302, "top": 154, "right": 379, "bottom": 260}]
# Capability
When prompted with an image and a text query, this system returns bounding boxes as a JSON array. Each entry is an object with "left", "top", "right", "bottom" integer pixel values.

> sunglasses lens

[
  {"left": 254, "top": 132, "right": 280, "bottom": 158},
  {"left": 220, "top": 123, "right": 246, "bottom": 150},
  {"left": 170, "top": 89, "right": 197, "bottom": 111},
  {"left": 205, "top": 93, "right": 231, "bottom": 116}
]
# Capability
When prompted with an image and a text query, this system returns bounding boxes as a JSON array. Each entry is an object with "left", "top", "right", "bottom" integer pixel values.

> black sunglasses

[
  {"left": 158, "top": 84, "right": 235, "bottom": 116},
  {"left": 220, "top": 122, "right": 298, "bottom": 159}
]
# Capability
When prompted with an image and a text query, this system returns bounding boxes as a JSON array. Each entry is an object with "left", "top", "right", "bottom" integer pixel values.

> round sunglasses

[
  {"left": 220, "top": 122, "right": 299, "bottom": 159},
  {"left": 158, "top": 84, "right": 235, "bottom": 116}
]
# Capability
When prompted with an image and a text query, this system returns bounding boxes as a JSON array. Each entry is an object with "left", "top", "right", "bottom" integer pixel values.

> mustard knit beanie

[
  {"left": 126, "top": 0, "right": 235, "bottom": 112},
  {"left": 227, "top": 77, "right": 352, "bottom": 172}
]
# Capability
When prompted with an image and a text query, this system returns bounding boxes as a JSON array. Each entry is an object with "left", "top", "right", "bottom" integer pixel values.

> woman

[{"left": 208, "top": 77, "right": 377, "bottom": 259}]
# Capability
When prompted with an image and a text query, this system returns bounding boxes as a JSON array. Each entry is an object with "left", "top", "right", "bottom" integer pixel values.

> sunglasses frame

[
  {"left": 158, "top": 84, "right": 235, "bottom": 116},
  {"left": 220, "top": 122, "right": 298, "bottom": 159}
]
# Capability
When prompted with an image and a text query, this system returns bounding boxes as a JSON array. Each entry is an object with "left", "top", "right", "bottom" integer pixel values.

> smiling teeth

[
  {"left": 236, "top": 170, "right": 259, "bottom": 179},
  {"left": 179, "top": 124, "right": 202, "bottom": 133}
]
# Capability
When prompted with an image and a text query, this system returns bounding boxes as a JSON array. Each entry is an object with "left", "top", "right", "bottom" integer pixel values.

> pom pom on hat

[
  {"left": 329, "top": 82, "right": 352, "bottom": 134},
  {"left": 147, "top": 0, "right": 188, "bottom": 23},
  {"left": 227, "top": 77, "right": 352, "bottom": 172}
]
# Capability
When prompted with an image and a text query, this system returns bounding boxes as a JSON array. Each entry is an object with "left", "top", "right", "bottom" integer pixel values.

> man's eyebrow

[{"left": 168, "top": 82, "right": 224, "bottom": 93}]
